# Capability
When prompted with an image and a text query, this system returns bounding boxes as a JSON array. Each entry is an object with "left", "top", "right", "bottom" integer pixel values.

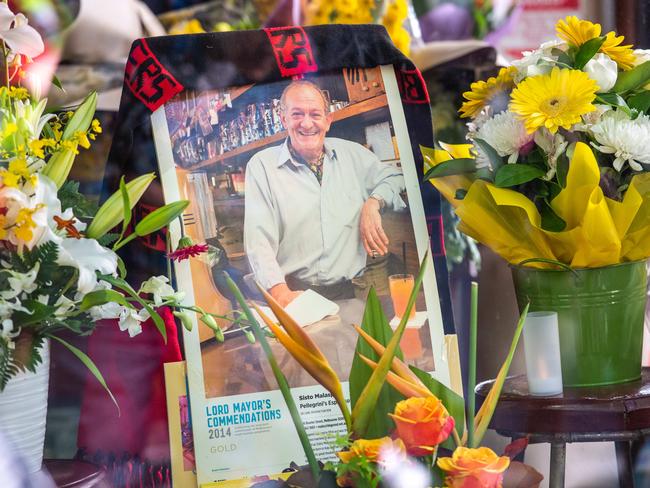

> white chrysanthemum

[
  {"left": 472, "top": 111, "right": 533, "bottom": 166},
  {"left": 590, "top": 110, "right": 650, "bottom": 171}
]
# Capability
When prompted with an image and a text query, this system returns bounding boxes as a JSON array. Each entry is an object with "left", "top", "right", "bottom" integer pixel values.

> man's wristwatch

[{"left": 369, "top": 194, "right": 385, "bottom": 211}]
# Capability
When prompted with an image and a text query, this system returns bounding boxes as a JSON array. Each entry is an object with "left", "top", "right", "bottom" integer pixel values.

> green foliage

[
  {"left": 349, "top": 289, "right": 405, "bottom": 438},
  {"left": 473, "top": 138, "right": 504, "bottom": 172},
  {"left": 0, "top": 339, "right": 21, "bottom": 391},
  {"left": 494, "top": 164, "right": 545, "bottom": 188},
  {"left": 423, "top": 158, "right": 477, "bottom": 179},
  {"left": 574, "top": 36, "right": 606, "bottom": 69},
  {"left": 613, "top": 60, "right": 650, "bottom": 93},
  {"left": 540, "top": 200, "right": 567, "bottom": 231},
  {"left": 58, "top": 180, "right": 98, "bottom": 221}
]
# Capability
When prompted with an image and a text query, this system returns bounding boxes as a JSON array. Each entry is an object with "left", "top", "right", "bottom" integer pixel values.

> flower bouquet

[
  {"left": 223, "top": 258, "right": 542, "bottom": 488},
  {"left": 423, "top": 16, "right": 650, "bottom": 387},
  {"left": 0, "top": 3, "right": 190, "bottom": 472}
]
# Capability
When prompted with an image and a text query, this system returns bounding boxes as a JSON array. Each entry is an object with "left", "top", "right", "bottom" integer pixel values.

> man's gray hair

[{"left": 279, "top": 80, "right": 330, "bottom": 114}]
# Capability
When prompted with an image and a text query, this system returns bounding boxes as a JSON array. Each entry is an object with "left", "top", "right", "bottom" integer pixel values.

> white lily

[
  {"left": 54, "top": 295, "right": 76, "bottom": 317},
  {"left": 139, "top": 275, "right": 184, "bottom": 306},
  {"left": 118, "top": 307, "right": 150, "bottom": 337},
  {"left": 11, "top": 98, "right": 56, "bottom": 143},
  {"left": 0, "top": 3, "right": 44, "bottom": 59},
  {"left": 88, "top": 301, "right": 123, "bottom": 321},
  {"left": 0, "top": 263, "right": 39, "bottom": 300},
  {"left": 56, "top": 238, "right": 118, "bottom": 295}
]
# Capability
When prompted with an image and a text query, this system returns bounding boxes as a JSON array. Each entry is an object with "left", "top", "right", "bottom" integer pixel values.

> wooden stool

[{"left": 476, "top": 368, "right": 650, "bottom": 488}]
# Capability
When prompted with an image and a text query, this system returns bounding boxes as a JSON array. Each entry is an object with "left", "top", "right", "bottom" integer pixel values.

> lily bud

[
  {"left": 86, "top": 173, "right": 156, "bottom": 238},
  {"left": 200, "top": 313, "right": 218, "bottom": 330},
  {"left": 62, "top": 92, "right": 97, "bottom": 140},
  {"left": 173, "top": 310, "right": 193, "bottom": 332},
  {"left": 214, "top": 327, "right": 224, "bottom": 342},
  {"left": 244, "top": 330, "right": 255, "bottom": 344},
  {"left": 134, "top": 200, "right": 189, "bottom": 237},
  {"left": 42, "top": 145, "right": 76, "bottom": 188}
]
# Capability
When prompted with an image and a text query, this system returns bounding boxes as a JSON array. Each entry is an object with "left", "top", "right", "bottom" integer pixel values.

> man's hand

[
  {"left": 360, "top": 197, "right": 389, "bottom": 256},
  {"left": 269, "top": 283, "right": 303, "bottom": 307}
]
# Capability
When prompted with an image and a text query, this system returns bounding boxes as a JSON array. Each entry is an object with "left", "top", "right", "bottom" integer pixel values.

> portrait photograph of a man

[{"left": 157, "top": 66, "right": 440, "bottom": 399}]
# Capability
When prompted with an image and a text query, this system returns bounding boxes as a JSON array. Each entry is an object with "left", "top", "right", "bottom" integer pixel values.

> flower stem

[
  {"left": 467, "top": 281, "right": 478, "bottom": 448},
  {"left": 224, "top": 272, "right": 320, "bottom": 482}
]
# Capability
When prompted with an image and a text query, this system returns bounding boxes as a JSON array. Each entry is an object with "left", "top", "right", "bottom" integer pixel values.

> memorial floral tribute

[
  {"left": 225, "top": 256, "right": 541, "bottom": 488},
  {"left": 423, "top": 16, "right": 650, "bottom": 269},
  {"left": 0, "top": 3, "right": 189, "bottom": 395}
]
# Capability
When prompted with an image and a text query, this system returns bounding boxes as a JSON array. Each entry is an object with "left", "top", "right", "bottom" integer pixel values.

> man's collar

[{"left": 276, "top": 138, "right": 336, "bottom": 168}]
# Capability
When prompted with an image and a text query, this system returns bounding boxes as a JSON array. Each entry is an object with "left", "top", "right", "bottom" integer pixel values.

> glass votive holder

[{"left": 523, "top": 311, "right": 563, "bottom": 396}]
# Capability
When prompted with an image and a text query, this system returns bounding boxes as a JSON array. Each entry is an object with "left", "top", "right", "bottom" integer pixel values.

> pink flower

[{"left": 168, "top": 242, "right": 208, "bottom": 262}]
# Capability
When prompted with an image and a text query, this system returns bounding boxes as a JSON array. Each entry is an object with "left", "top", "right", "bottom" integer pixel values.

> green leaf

[
  {"left": 410, "top": 366, "right": 465, "bottom": 450},
  {"left": 349, "top": 288, "right": 405, "bottom": 439},
  {"left": 628, "top": 91, "right": 650, "bottom": 113},
  {"left": 475, "top": 167, "right": 494, "bottom": 182},
  {"left": 422, "top": 158, "right": 477, "bottom": 180},
  {"left": 51, "top": 74, "right": 65, "bottom": 93},
  {"left": 50, "top": 334, "right": 120, "bottom": 414},
  {"left": 473, "top": 138, "right": 504, "bottom": 171},
  {"left": 574, "top": 36, "right": 605, "bottom": 69},
  {"left": 552, "top": 48, "right": 573, "bottom": 68},
  {"left": 13, "top": 301, "right": 56, "bottom": 327},
  {"left": 596, "top": 93, "right": 632, "bottom": 117},
  {"left": 473, "top": 303, "right": 528, "bottom": 446},
  {"left": 116, "top": 256, "right": 127, "bottom": 279},
  {"left": 99, "top": 275, "right": 167, "bottom": 343},
  {"left": 613, "top": 61, "right": 650, "bottom": 93},
  {"left": 541, "top": 200, "right": 566, "bottom": 232},
  {"left": 79, "top": 289, "right": 132, "bottom": 311},
  {"left": 494, "top": 164, "right": 545, "bottom": 188},
  {"left": 455, "top": 189, "right": 467, "bottom": 200},
  {"left": 119, "top": 176, "right": 131, "bottom": 242},
  {"left": 556, "top": 153, "right": 569, "bottom": 188},
  {"left": 351, "top": 253, "right": 428, "bottom": 437}
]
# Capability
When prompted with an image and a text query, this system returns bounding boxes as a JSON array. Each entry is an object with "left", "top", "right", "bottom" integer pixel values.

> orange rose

[
  {"left": 389, "top": 396, "right": 454, "bottom": 456},
  {"left": 337, "top": 437, "right": 406, "bottom": 465},
  {"left": 437, "top": 446, "right": 510, "bottom": 488},
  {"left": 336, "top": 437, "right": 406, "bottom": 487}
]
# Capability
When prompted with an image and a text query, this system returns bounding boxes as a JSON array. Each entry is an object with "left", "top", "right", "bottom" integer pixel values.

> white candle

[{"left": 523, "top": 311, "right": 563, "bottom": 396}]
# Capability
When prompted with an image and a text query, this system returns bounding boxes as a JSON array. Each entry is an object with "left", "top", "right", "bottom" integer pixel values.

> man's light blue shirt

[{"left": 244, "top": 137, "right": 406, "bottom": 290}]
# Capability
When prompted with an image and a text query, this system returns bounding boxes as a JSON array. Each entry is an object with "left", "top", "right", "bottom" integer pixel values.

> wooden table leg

[
  {"left": 549, "top": 442, "right": 566, "bottom": 488},
  {"left": 615, "top": 441, "right": 635, "bottom": 488}
]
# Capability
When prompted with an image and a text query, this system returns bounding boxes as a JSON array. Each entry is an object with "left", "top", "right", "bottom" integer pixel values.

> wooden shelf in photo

[{"left": 185, "top": 94, "right": 388, "bottom": 170}]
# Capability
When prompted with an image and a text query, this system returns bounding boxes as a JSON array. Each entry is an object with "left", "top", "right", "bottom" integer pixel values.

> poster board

[{"left": 152, "top": 64, "right": 452, "bottom": 485}]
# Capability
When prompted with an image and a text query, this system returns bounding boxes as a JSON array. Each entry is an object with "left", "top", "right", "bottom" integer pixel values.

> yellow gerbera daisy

[
  {"left": 556, "top": 16, "right": 635, "bottom": 70},
  {"left": 509, "top": 67, "right": 598, "bottom": 134},
  {"left": 459, "top": 66, "right": 517, "bottom": 118},
  {"left": 600, "top": 31, "right": 636, "bottom": 70},
  {"left": 556, "top": 16, "right": 601, "bottom": 46}
]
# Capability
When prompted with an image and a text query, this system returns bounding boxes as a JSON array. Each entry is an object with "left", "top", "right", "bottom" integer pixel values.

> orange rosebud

[
  {"left": 336, "top": 437, "right": 407, "bottom": 487},
  {"left": 389, "top": 396, "right": 454, "bottom": 456},
  {"left": 437, "top": 446, "right": 510, "bottom": 488},
  {"left": 337, "top": 437, "right": 406, "bottom": 465}
]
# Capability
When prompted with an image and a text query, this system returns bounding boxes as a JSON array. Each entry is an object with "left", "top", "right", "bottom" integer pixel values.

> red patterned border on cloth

[
  {"left": 264, "top": 26, "right": 319, "bottom": 77},
  {"left": 395, "top": 67, "right": 430, "bottom": 104},
  {"left": 125, "top": 38, "right": 184, "bottom": 111}
]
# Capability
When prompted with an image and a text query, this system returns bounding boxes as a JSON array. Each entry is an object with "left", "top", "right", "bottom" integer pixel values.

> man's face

[{"left": 281, "top": 85, "right": 332, "bottom": 159}]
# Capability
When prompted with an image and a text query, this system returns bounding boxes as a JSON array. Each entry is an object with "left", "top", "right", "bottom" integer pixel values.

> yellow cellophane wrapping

[{"left": 425, "top": 142, "right": 650, "bottom": 268}]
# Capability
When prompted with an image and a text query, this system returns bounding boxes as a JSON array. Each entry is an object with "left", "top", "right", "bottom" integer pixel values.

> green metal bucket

[{"left": 511, "top": 261, "right": 647, "bottom": 387}]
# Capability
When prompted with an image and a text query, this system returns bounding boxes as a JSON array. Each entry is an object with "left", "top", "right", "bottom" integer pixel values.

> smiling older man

[{"left": 244, "top": 80, "right": 406, "bottom": 306}]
